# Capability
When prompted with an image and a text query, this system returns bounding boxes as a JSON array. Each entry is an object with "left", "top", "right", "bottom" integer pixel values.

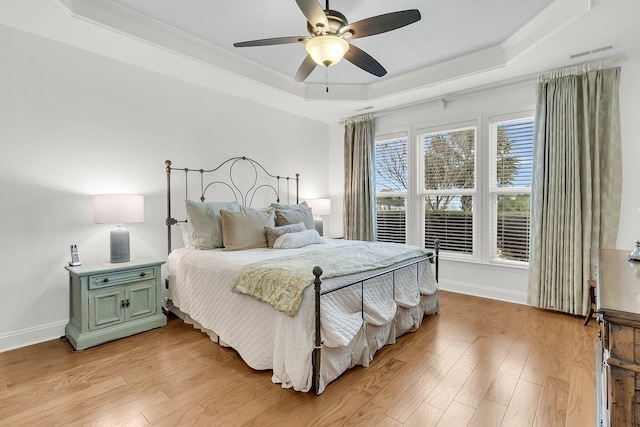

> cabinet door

[
  {"left": 89, "top": 287, "right": 125, "bottom": 330},
  {"left": 126, "top": 280, "right": 156, "bottom": 321}
]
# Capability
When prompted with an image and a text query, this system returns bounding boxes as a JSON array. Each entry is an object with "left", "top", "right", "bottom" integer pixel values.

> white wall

[
  {"left": 0, "top": 24, "right": 331, "bottom": 351},
  {"left": 616, "top": 55, "right": 640, "bottom": 249},
  {"left": 329, "top": 53, "right": 640, "bottom": 305}
]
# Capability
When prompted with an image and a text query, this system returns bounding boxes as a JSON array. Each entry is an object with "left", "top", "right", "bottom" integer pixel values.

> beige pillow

[
  {"left": 264, "top": 222, "right": 306, "bottom": 248},
  {"left": 275, "top": 208, "right": 315, "bottom": 230},
  {"left": 220, "top": 208, "right": 275, "bottom": 251}
]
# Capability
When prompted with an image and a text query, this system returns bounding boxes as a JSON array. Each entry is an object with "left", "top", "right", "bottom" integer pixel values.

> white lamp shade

[
  {"left": 94, "top": 194, "right": 144, "bottom": 224},
  {"left": 306, "top": 198, "right": 332, "bottom": 216},
  {"left": 305, "top": 36, "right": 349, "bottom": 67}
]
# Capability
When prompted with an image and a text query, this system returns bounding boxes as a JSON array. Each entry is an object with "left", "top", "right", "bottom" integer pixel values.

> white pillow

[
  {"left": 176, "top": 222, "right": 194, "bottom": 248},
  {"left": 265, "top": 222, "right": 306, "bottom": 248},
  {"left": 185, "top": 200, "right": 240, "bottom": 249},
  {"left": 273, "top": 229, "right": 324, "bottom": 249}
]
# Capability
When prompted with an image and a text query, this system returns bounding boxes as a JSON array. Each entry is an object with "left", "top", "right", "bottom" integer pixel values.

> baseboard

[
  {"left": 0, "top": 320, "right": 67, "bottom": 353},
  {"left": 439, "top": 279, "right": 528, "bottom": 305}
]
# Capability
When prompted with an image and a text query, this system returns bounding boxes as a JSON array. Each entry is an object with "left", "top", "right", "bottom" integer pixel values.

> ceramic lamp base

[
  {"left": 314, "top": 217, "right": 324, "bottom": 236},
  {"left": 110, "top": 224, "right": 130, "bottom": 263}
]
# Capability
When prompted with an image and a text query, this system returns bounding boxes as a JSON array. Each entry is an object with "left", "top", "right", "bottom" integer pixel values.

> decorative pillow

[
  {"left": 264, "top": 222, "right": 306, "bottom": 248},
  {"left": 270, "top": 201, "right": 309, "bottom": 210},
  {"left": 185, "top": 200, "right": 240, "bottom": 249},
  {"left": 275, "top": 208, "right": 315, "bottom": 230},
  {"left": 240, "top": 205, "right": 273, "bottom": 212},
  {"left": 220, "top": 208, "right": 275, "bottom": 251},
  {"left": 273, "top": 229, "right": 324, "bottom": 249},
  {"left": 176, "top": 222, "right": 194, "bottom": 248}
]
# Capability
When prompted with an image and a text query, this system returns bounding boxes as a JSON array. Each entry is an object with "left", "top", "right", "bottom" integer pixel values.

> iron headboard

[{"left": 165, "top": 156, "right": 299, "bottom": 254}]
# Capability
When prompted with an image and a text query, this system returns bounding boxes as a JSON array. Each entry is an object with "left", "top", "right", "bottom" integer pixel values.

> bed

[{"left": 164, "top": 157, "right": 440, "bottom": 394}]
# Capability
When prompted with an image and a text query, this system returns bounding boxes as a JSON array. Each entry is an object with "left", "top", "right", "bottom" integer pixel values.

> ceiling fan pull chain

[{"left": 325, "top": 67, "right": 329, "bottom": 93}]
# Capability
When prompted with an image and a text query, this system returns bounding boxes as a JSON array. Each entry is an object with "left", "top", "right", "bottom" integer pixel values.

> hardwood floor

[{"left": 0, "top": 291, "right": 598, "bottom": 426}]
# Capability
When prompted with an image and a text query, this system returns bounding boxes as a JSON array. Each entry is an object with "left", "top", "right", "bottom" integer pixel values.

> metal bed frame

[
  {"left": 165, "top": 156, "right": 439, "bottom": 394},
  {"left": 165, "top": 156, "right": 299, "bottom": 252}
]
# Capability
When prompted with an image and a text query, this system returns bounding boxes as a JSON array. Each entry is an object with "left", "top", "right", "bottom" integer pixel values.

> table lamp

[
  {"left": 305, "top": 198, "right": 331, "bottom": 236},
  {"left": 93, "top": 194, "right": 144, "bottom": 263}
]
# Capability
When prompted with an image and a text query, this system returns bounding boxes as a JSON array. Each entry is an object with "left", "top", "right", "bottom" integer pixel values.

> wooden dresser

[{"left": 596, "top": 249, "right": 640, "bottom": 427}]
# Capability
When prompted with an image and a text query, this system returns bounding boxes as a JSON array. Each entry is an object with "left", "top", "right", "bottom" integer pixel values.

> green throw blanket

[{"left": 230, "top": 242, "right": 430, "bottom": 316}]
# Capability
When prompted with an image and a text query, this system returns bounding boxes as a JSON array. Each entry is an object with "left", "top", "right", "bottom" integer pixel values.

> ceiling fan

[{"left": 233, "top": 0, "right": 421, "bottom": 83}]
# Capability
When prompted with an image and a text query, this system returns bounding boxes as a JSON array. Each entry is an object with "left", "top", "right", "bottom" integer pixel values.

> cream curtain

[
  {"left": 342, "top": 114, "right": 376, "bottom": 241},
  {"left": 528, "top": 67, "right": 622, "bottom": 315}
]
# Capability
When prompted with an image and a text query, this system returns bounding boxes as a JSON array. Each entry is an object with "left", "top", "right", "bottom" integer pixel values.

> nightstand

[{"left": 64, "top": 257, "right": 166, "bottom": 350}]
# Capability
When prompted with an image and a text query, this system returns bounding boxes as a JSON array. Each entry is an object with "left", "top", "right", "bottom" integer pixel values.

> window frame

[
  {"left": 416, "top": 120, "right": 478, "bottom": 261},
  {"left": 374, "top": 132, "right": 409, "bottom": 244},
  {"left": 373, "top": 109, "right": 533, "bottom": 269},
  {"left": 488, "top": 111, "right": 534, "bottom": 266}
]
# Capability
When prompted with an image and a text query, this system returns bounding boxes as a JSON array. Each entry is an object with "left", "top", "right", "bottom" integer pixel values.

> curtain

[
  {"left": 528, "top": 67, "right": 622, "bottom": 315},
  {"left": 342, "top": 113, "right": 376, "bottom": 241}
]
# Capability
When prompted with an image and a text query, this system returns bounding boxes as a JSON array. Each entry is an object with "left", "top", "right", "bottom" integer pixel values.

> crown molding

[
  {"left": 502, "top": 0, "right": 591, "bottom": 62},
  {"left": 57, "top": 0, "right": 305, "bottom": 96},
  {"left": 55, "top": 0, "right": 589, "bottom": 105}
]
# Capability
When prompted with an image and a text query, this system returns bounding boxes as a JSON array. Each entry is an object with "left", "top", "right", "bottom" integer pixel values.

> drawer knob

[
  {"left": 103, "top": 278, "right": 109, "bottom": 283},
  {"left": 140, "top": 272, "right": 146, "bottom": 277}
]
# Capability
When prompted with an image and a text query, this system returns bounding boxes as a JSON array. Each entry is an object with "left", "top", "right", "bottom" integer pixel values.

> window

[
  {"left": 490, "top": 116, "right": 534, "bottom": 262},
  {"left": 375, "top": 135, "right": 407, "bottom": 244},
  {"left": 420, "top": 124, "right": 476, "bottom": 255},
  {"left": 373, "top": 111, "right": 534, "bottom": 266}
]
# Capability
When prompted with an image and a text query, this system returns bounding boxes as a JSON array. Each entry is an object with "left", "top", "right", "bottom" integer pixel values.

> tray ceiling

[
  {"left": 110, "top": 0, "right": 555, "bottom": 85},
  {"left": 1, "top": 0, "right": 638, "bottom": 122}
]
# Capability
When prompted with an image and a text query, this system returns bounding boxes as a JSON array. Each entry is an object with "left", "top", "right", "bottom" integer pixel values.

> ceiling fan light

[{"left": 305, "top": 36, "right": 349, "bottom": 67}]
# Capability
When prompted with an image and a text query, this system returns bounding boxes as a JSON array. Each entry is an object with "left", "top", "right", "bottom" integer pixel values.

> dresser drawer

[
  {"left": 607, "top": 322, "right": 638, "bottom": 362},
  {"left": 89, "top": 267, "right": 156, "bottom": 289}
]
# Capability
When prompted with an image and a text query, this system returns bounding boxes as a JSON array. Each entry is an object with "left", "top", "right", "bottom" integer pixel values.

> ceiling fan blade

[
  {"left": 344, "top": 44, "right": 387, "bottom": 77},
  {"left": 234, "top": 36, "right": 309, "bottom": 47},
  {"left": 295, "top": 0, "right": 329, "bottom": 28},
  {"left": 294, "top": 55, "right": 317, "bottom": 82},
  {"left": 341, "top": 9, "right": 421, "bottom": 39}
]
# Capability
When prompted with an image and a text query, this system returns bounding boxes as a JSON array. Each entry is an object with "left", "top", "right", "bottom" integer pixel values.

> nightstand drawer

[{"left": 89, "top": 267, "right": 156, "bottom": 289}]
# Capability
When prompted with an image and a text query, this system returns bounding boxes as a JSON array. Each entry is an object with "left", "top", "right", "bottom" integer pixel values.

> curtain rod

[
  {"left": 537, "top": 55, "right": 627, "bottom": 81},
  {"left": 342, "top": 54, "right": 628, "bottom": 122},
  {"left": 340, "top": 73, "right": 540, "bottom": 122},
  {"left": 372, "top": 74, "right": 539, "bottom": 119}
]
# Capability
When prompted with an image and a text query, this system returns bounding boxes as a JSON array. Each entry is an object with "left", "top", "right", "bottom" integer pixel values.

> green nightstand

[{"left": 65, "top": 257, "right": 166, "bottom": 350}]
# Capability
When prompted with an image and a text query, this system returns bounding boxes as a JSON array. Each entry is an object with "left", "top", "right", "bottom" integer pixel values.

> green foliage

[
  {"left": 497, "top": 194, "right": 530, "bottom": 214},
  {"left": 424, "top": 129, "right": 474, "bottom": 211},
  {"left": 376, "top": 125, "right": 520, "bottom": 212},
  {"left": 496, "top": 125, "right": 518, "bottom": 187},
  {"left": 424, "top": 130, "right": 475, "bottom": 190}
]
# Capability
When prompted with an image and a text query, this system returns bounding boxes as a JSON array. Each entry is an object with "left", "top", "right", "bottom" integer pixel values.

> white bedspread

[{"left": 168, "top": 239, "right": 438, "bottom": 393}]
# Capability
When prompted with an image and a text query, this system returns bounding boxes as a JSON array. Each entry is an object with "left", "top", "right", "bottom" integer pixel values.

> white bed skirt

[
  {"left": 168, "top": 243, "right": 439, "bottom": 394},
  {"left": 168, "top": 288, "right": 439, "bottom": 394}
]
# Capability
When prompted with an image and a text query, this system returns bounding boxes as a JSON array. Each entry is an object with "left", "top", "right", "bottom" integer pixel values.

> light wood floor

[{"left": 0, "top": 291, "right": 598, "bottom": 426}]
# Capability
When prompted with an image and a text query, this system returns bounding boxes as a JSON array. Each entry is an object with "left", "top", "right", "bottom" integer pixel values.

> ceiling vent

[{"left": 568, "top": 44, "right": 615, "bottom": 60}]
